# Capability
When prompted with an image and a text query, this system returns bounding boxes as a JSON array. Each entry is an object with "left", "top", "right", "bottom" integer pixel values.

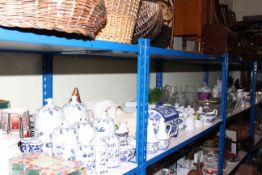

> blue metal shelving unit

[
  {"left": 42, "top": 53, "right": 53, "bottom": 105},
  {"left": 218, "top": 53, "right": 229, "bottom": 174},
  {"left": 0, "top": 27, "right": 258, "bottom": 175}
]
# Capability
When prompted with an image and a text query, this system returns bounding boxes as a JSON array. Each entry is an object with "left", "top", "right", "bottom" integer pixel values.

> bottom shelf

[
  {"left": 254, "top": 133, "right": 262, "bottom": 146},
  {"left": 224, "top": 151, "right": 247, "bottom": 175}
]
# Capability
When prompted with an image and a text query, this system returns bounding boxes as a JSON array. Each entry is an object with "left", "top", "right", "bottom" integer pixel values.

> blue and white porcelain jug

[
  {"left": 147, "top": 120, "right": 158, "bottom": 154},
  {"left": 93, "top": 135, "right": 108, "bottom": 174},
  {"left": 76, "top": 143, "right": 95, "bottom": 174},
  {"left": 35, "top": 98, "right": 63, "bottom": 156},
  {"left": 156, "top": 118, "right": 171, "bottom": 150},
  {"left": 104, "top": 123, "right": 120, "bottom": 168}
]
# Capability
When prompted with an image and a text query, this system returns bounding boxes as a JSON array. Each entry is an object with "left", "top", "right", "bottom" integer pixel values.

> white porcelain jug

[
  {"left": 147, "top": 120, "right": 158, "bottom": 154},
  {"left": 156, "top": 118, "right": 171, "bottom": 150}
]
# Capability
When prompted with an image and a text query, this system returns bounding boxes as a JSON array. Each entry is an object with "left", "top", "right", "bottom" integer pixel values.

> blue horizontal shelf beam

[
  {"left": 149, "top": 47, "right": 223, "bottom": 61},
  {"left": 0, "top": 28, "right": 138, "bottom": 53},
  {"left": 0, "top": 49, "right": 46, "bottom": 54},
  {"left": 229, "top": 60, "right": 254, "bottom": 67},
  {"left": 146, "top": 121, "right": 222, "bottom": 167},
  {"left": 123, "top": 167, "right": 138, "bottom": 175}
]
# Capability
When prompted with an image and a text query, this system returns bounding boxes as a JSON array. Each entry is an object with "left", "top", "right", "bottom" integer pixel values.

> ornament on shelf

[{"left": 69, "top": 87, "right": 82, "bottom": 103}]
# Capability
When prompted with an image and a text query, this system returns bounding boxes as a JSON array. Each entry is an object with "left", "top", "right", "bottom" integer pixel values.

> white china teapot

[{"left": 63, "top": 96, "right": 87, "bottom": 125}]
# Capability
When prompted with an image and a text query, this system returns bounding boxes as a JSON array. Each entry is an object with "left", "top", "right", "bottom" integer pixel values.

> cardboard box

[
  {"left": 236, "top": 164, "right": 258, "bottom": 175},
  {"left": 9, "top": 153, "right": 85, "bottom": 175}
]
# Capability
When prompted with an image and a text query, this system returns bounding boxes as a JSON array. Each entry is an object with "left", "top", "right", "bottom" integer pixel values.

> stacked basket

[
  {"left": 96, "top": 0, "right": 141, "bottom": 44},
  {"left": 0, "top": 0, "right": 107, "bottom": 38},
  {"left": 132, "top": 1, "right": 163, "bottom": 43}
]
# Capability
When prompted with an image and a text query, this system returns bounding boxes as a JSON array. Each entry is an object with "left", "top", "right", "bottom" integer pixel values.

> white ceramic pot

[{"left": 35, "top": 98, "right": 63, "bottom": 156}]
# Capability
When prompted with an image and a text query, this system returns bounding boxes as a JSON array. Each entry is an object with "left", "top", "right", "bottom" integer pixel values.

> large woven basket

[
  {"left": 96, "top": 0, "right": 141, "bottom": 44},
  {"left": 0, "top": 0, "right": 107, "bottom": 39},
  {"left": 132, "top": 1, "right": 163, "bottom": 43}
]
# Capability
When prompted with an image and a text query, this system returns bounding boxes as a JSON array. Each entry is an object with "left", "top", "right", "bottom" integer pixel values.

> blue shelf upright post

[
  {"left": 136, "top": 38, "right": 150, "bottom": 175},
  {"left": 42, "top": 53, "right": 53, "bottom": 106},
  {"left": 248, "top": 61, "right": 257, "bottom": 162},
  {"left": 204, "top": 65, "right": 209, "bottom": 85},
  {"left": 217, "top": 53, "right": 229, "bottom": 175},
  {"left": 156, "top": 61, "right": 163, "bottom": 89},
  {"left": 249, "top": 61, "right": 257, "bottom": 138}
]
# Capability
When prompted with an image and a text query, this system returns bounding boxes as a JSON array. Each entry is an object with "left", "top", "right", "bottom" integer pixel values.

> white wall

[
  {"left": 233, "top": 0, "right": 262, "bottom": 21},
  {"left": 0, "top": 52, "right": 219, "bottom": 112}
]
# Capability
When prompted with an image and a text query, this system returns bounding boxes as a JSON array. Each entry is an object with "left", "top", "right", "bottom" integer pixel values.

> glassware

[
  {"left": 185, "top": 85, "right": 197, "bottom": 106},
  {"left": 197, "top": 83, "right": 211, "bottom": 101},
  {"left": 176, "top": 86, "right": 186, "bottom": 106}
]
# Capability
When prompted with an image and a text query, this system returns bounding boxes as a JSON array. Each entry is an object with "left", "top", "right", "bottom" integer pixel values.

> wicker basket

[
  {"left": 96, "top": 0, "right": 141, "bottom": 44},
  {"left": 0, "top": 0, "right": 107, "bottom": 39},
  {"left": 132, "top": 1, "right": 163, "bottom": 43}
]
